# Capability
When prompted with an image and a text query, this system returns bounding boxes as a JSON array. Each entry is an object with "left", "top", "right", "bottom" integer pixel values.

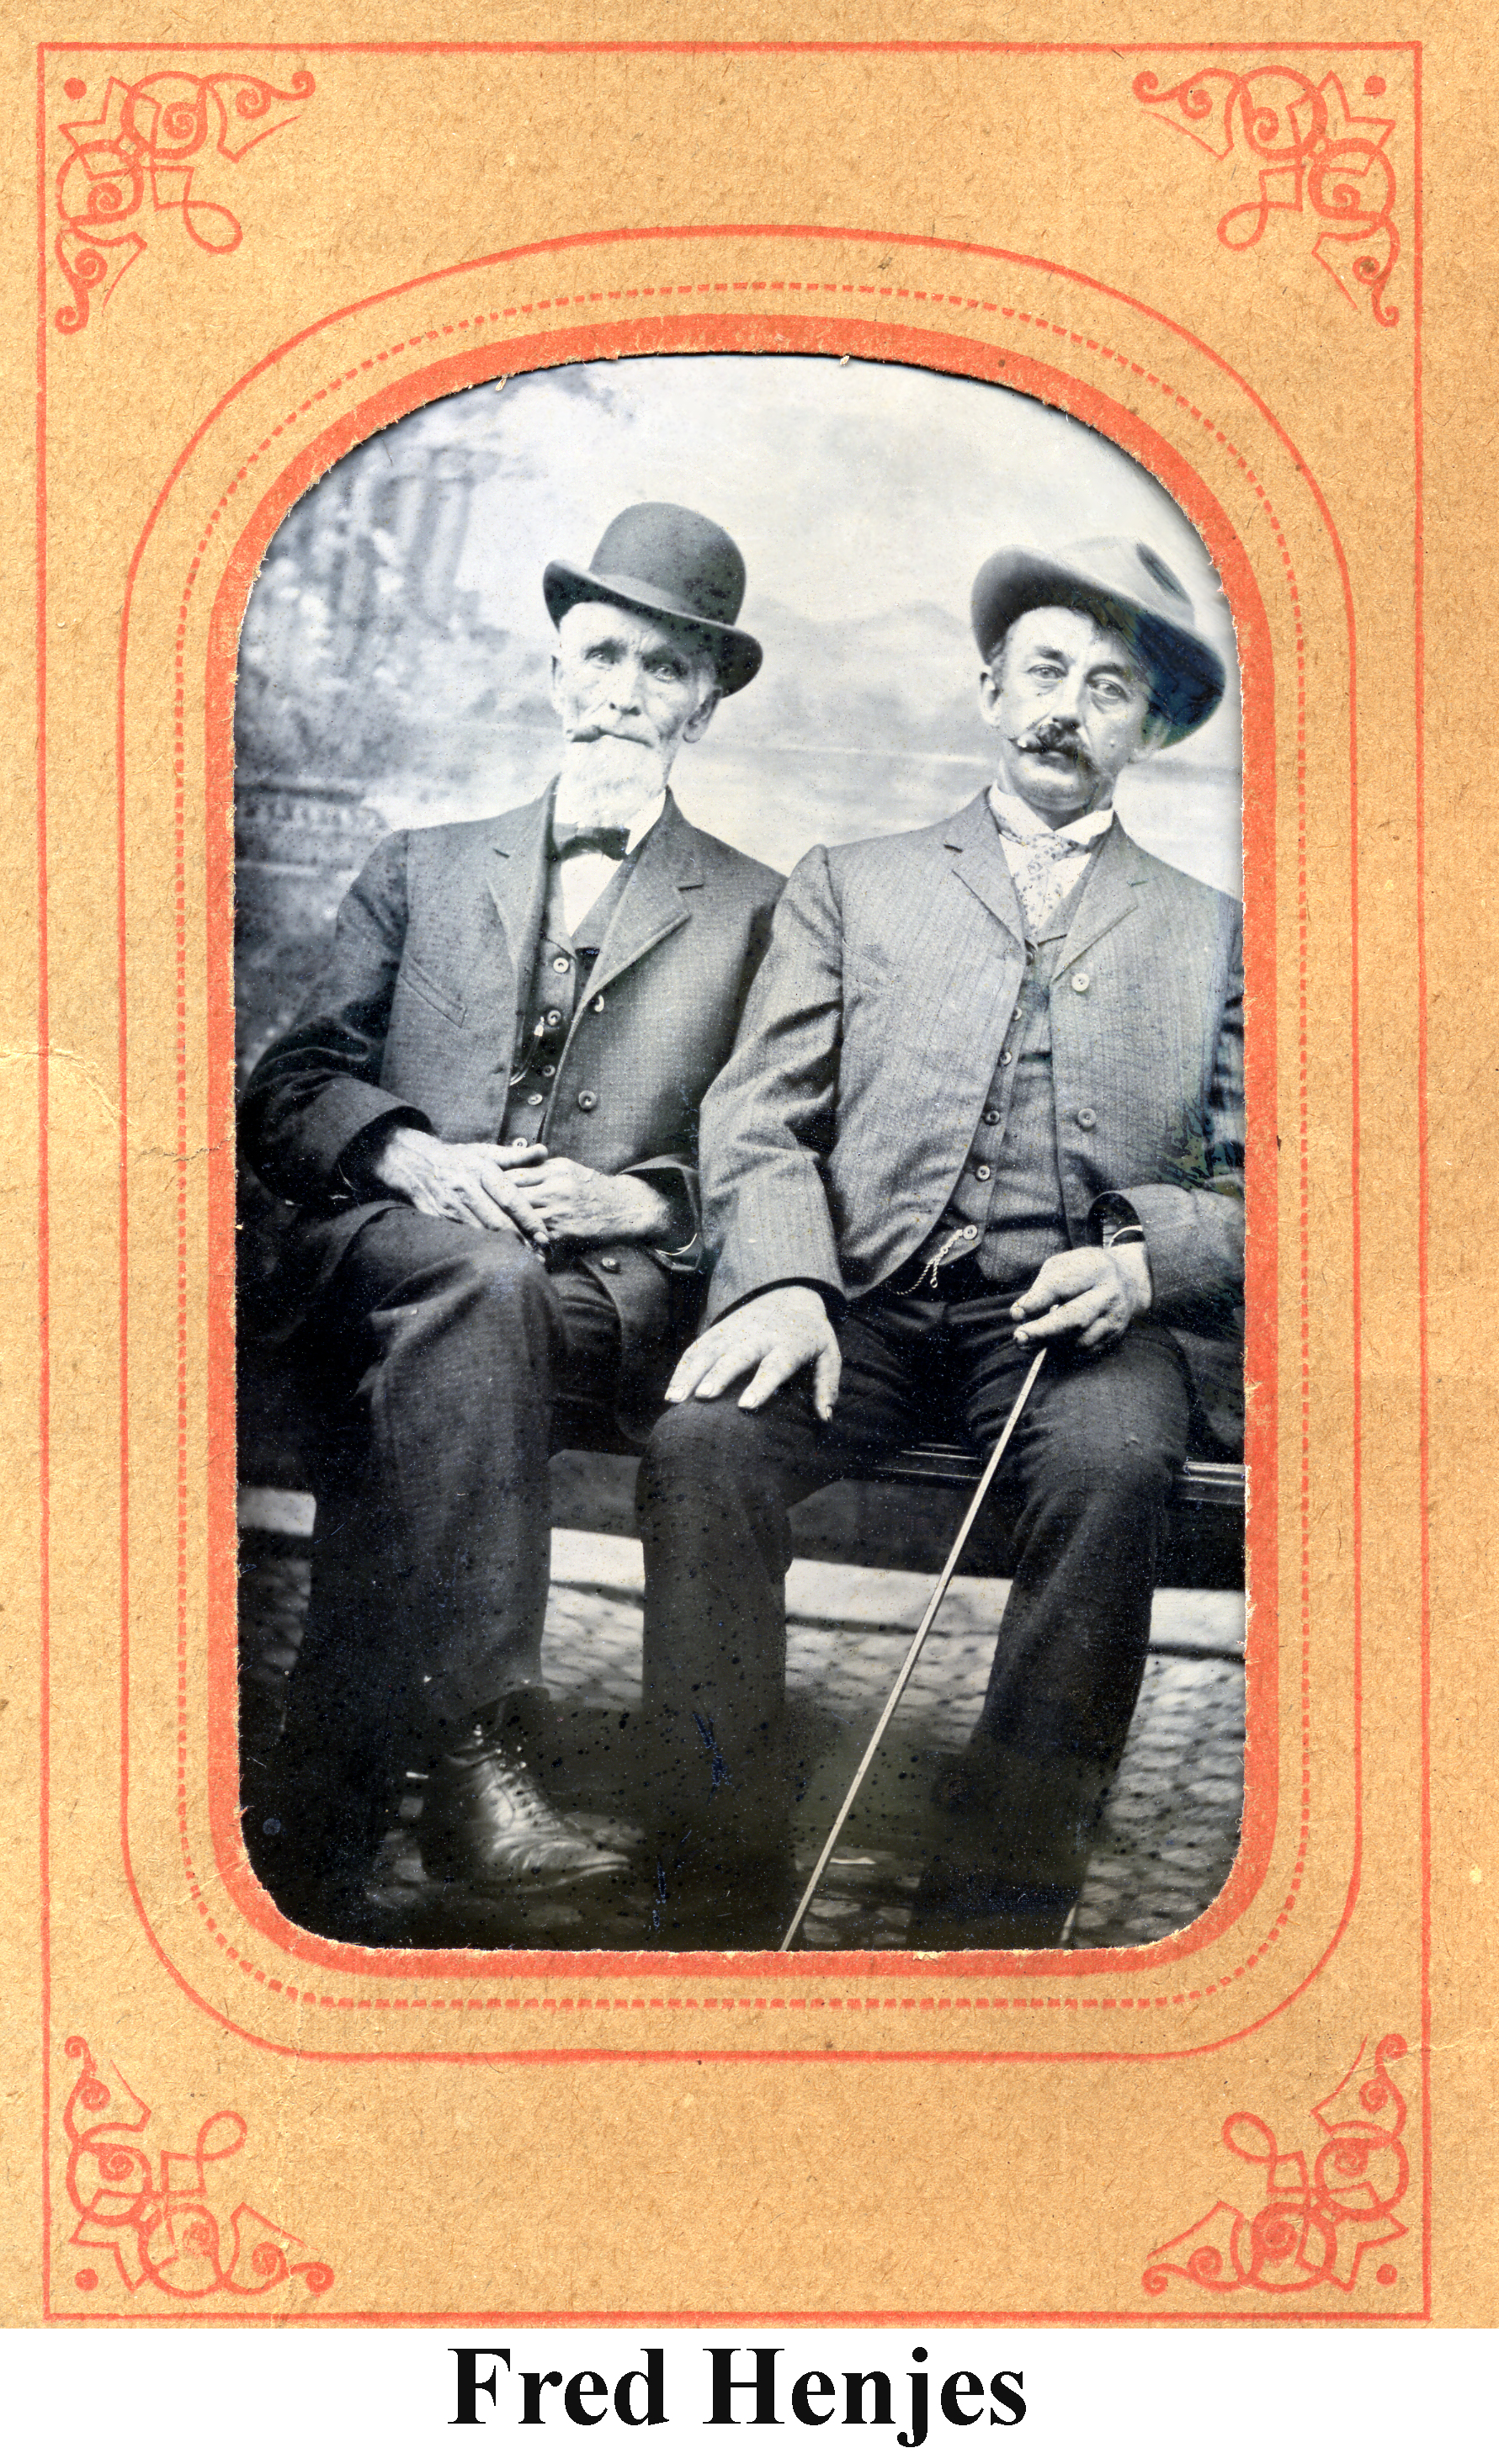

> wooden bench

[
  {"left": 238, "top": 1349, "right": 1246, "bottom": 1593},
  {"left": 237, "top": 1079, "right": 1247, "bottom": 1592},
  {"left": 237, "top": 1195, "right": 1246, "bottom": 1595},
  {"left": 547, "top": 1407, "right": 1247, "bottom": 1594}
]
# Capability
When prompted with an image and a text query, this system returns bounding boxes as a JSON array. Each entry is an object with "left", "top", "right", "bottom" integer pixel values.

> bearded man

[
  {"left": 637, "top": 536, "right": 1243, "bottom": 1950},
  {"left": 241, "top": 503, "right": 783, "bottom": 1936}
]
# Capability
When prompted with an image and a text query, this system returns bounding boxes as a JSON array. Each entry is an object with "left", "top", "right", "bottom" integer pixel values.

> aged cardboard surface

[{"left": 1, "top": 0, "right": 1492, "bottom": 2327}]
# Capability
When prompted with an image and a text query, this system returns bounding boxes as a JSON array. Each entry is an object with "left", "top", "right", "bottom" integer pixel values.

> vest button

[
  {"left": 540, "top": 1065, "right": 555, "bottom": 1078},
  {"left": 1000, "top": 1051, "right": 1014, "bottom": 1066},
  {"left": 974, "top": 1162, "right": 992, "bottom": 1182},
  {"left": 524, "top": 1092, "right": 544, "bottom": 1107},
  {"left": 1071, "top": 971, "right": 1091, "bottom": 993},
  {"left": 1076, "top": 1106, "right": 1098, "bottom": 1129},
  {"left": 545, "top": 1007, "right": 563, "bottom": 1025},
  {"left": 983, "top": 1107, "right": 1002, "bottom": 1127},
  {"left": 552, "top": 954, "right": 571, "bottom": 973},
  {"left": 577, "top": 1090, "right": 598, "bottom": 1112},
  {"left": 592, "top": 994, "right": 605, "bottom": 1012},
  {"left": 597, "top": 1256, "right": 620, "bottom": 1273}
]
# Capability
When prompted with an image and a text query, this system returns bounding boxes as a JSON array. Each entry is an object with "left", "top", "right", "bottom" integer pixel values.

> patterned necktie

[{"left": 991, "top": 809, "right": 1106, "bottom": 937}]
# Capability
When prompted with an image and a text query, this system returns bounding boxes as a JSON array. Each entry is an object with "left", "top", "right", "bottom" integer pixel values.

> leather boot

[
  {"left": 417, "top": 1698, "right": 629, "bottom": 1892},
  {"left": 914, "top": 1744, "right": 1091, "bottom": 1948},
  {"left": 641, "top": 1829, "right": 800, "bottom": 1951}
]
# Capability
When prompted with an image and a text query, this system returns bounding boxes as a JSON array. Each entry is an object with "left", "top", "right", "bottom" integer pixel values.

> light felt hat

[
  {"left": 970, "top": 535, "right": 1227, "bottom": 746},
  {"left": 544, "top": 502, "right": 763, "bottom": 695}
]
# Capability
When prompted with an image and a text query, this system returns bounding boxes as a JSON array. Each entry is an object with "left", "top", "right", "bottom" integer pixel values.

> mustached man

[
  {"left": 241, "top": 505, "right": 783, "bottom": 1938},
  {"left": 637, "top": 538, "right": 1243, "bottom": 1949}
]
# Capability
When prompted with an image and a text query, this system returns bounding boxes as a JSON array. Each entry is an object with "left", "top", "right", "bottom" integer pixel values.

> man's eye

[{"left": 648, "top": 659, "right": 686, "bottom": 679}]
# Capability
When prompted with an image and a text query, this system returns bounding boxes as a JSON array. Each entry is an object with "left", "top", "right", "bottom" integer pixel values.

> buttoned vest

[
  {"left": 499, "top": 852, "right": 637, "bottom": 1146},
  {"left": 917, "top": 860, "right": 1096, "bottom": 1291}
]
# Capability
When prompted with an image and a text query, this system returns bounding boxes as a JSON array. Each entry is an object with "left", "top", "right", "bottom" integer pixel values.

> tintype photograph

[{"left": 233, "top": 352, "right": 1246, "bottom": 1958}]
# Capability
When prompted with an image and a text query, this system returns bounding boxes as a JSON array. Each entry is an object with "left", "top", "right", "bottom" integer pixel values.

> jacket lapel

[
  {"left": 582, "top": 791, "right": 700, "bottom": 1002},
  {"left": 484, "top": 789, "right": 553, "bottom": 980},
  {"left": 1054, "top": 817, "right": 1145, "bottom": 971},
  {"left": 945, "top": 793, "right": 1027, "bottom": 951}
]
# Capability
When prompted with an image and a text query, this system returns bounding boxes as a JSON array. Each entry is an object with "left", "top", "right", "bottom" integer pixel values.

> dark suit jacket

[
  {"left": 699, "top": 798, "right": 1245, "bottom": 1452},
  {"left": 241, "top": 786, "right": 784, "bottom": 1417}
]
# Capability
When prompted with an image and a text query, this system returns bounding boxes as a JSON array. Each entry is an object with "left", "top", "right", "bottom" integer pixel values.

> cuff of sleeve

[
  {"left": 625, "top": 1164, "right": 700, "bottom": 1267},
  {"left": 1086, "top": 1190, "right": 1146, "bottom": 1249},
  {"left": 332, "top": 1108, "right": 427, "bottom": 1203},
  {"left": 720, "top": 1277, "right": 846, "bottom": 1325}
]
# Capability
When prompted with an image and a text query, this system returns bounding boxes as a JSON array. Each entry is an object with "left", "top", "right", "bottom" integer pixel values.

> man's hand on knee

[
  {"left": 665, "top": 1286, "right": 842, "bottom": 1419},
  {"left": 1011, "top": 1244, "right": 1152, "bottom": 1351},
  {"left": 370, "top": 1125, "right": 552, "bottom": 1245}
]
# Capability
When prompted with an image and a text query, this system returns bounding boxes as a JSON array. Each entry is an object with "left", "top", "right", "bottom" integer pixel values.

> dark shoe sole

[{"left": 420, "top": 1842, "right": 632, "bottom": 1892}]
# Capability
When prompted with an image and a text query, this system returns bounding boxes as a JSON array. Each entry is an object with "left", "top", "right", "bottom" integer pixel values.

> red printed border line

[
  {"left": 143, "top": 279, "right": 1310, "bottom": 2032},
  {"left": 188, "top": 295, "right": 1297, "bottom": 2024}
]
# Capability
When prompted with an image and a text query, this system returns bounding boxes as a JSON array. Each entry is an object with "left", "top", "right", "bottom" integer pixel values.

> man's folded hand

[
  {"left": 370, "top": 1124, "right": 552, "bottom": 1245},
  {"left": 504, "top": 1157, "right": 678, "bottom": 1246}
]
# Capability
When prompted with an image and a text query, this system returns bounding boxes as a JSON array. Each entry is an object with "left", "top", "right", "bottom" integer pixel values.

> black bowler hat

[
  {"left": 970, "top": 535, "right": 1227, "bottom": 746},
  {"left": 544, "top": 502, "right": 763, "bottom": 695}
]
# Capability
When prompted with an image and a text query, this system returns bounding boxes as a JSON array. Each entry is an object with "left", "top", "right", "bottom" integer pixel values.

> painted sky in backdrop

[{"left": 257, "top": 354, "right": 1244, "bottom": 890}]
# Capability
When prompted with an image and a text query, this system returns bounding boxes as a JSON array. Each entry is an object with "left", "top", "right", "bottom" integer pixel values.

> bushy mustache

[{"left": 1010, "top": 718, "right": 1096, "bottom": 766}]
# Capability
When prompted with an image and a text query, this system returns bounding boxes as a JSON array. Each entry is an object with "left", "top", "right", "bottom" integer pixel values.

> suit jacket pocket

[{"left": 399, "top": 954, "right": 467, "bottom": 1026}]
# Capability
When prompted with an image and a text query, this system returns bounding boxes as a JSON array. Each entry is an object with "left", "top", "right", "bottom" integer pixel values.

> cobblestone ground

[{"left": 238, "top": 1528, "right": 1245, "bottom": 1952}]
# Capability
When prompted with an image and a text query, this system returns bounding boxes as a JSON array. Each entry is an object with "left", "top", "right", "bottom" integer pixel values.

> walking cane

[{"left": 779, "top": 1343, "right": 1050, "bottom": 1952}]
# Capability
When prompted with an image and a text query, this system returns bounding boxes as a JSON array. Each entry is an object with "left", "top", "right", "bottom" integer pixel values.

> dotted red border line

[{"left": 161, "top": 276, "right": 1310, "bottom": 2026}]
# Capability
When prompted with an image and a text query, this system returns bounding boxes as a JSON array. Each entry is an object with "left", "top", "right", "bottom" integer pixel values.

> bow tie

[{"left": 552, "top": 820, "right": 630, "bottom": 862}]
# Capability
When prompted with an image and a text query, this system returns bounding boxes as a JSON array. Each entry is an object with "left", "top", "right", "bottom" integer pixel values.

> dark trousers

[
  {"left": 637, "top": 1282, "right": 1191, "bottom": 1898},
  {"left": 268, "top": 1207, "right": 621, "bottom": 1872}
]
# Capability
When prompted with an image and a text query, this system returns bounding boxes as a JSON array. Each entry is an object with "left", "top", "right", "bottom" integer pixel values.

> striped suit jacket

[{"left": 699, "top": 797, "right": 1245, "bottom": 1452}]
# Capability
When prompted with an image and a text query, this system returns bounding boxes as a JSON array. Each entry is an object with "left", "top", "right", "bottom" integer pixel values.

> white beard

[{"left": 554, "top": 732, "right": 668, "bottom": 840}]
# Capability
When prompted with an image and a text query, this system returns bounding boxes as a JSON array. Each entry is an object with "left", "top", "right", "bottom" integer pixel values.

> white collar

[
  {"left": 987, "top": 785, "right": 1114, "bottom": 849},
  {"left": 622, "top": 788, "right": 668, "bottom": 855}
]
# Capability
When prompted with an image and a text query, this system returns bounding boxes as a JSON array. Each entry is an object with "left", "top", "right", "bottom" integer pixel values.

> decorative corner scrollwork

[
  {"left": 1133, "top": 65, "right": 1401, "bottom": 327},
  {"left": 1144, "top": 2032, "right": 1411, "bottom": 2298},
  {"left": 52, "top": 66, "right": 315, "bottom": 335},
  {"left": 61, "top": 2034, "right": 334, "bottom": 2302}
]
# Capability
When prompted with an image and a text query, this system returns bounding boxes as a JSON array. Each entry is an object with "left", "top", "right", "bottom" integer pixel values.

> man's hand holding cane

[{"left": 1009, "top": 1240, "right": 1152, "bottom": 1350}]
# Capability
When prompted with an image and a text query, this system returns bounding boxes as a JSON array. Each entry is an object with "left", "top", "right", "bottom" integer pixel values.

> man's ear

[
  {"left": 682, "top": 680, "right": 721, "bottom": 745},
  {"left": 1130, "top": 704, "right": 1172, "bottom": 763},
  {"left": 547, "top": 647, "right": 566, "bottom": 718},
  {"left": 976, "top": 664, "right": 1004, "bottom": 729}
]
